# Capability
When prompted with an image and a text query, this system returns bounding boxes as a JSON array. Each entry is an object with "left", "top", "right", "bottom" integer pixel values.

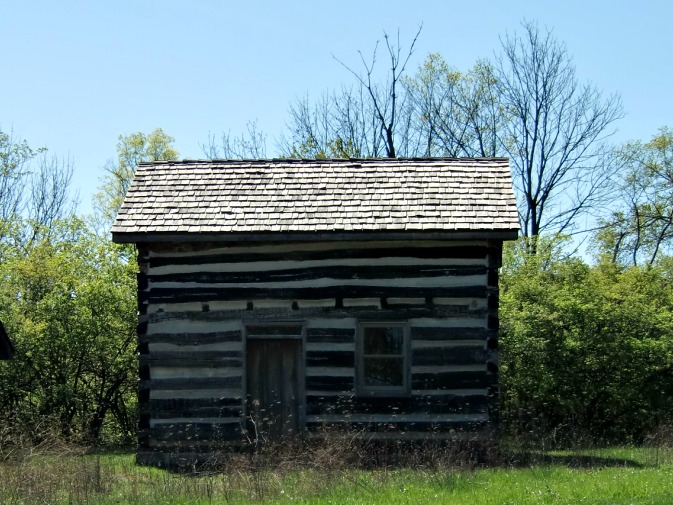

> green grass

[{"left": 1, "top": 446, "right": 672, "bottom": 504}]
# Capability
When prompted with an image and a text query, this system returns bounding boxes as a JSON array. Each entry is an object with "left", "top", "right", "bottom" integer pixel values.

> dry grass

[{"left": 1, "top": 423, "right": 672, "bottom": 505}]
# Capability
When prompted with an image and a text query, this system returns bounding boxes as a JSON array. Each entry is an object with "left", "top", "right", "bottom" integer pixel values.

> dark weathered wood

[
  {"left": 305, "top": 420, "right": 489, "bottom": 433},
  {"left": 150, "top": 304, "right": 486, "bottom": 323},
  {"left": 145, "top": 406, "right": 243, "bottom": 419},
  {"left": 412, "top": 370, "right": 492, "bottom": 390},
  {"left": 246, "top": 338, "right": 302, "bottom": 442},
  {"left": 148, "top": 245, "right": 489, "bottom": 268},
  {"left": 306, "top": 328, "right": 355, "bottom": 343},
  {"left": 142, "top": 422, "right": 244, "bottom": 442},
  {"left": 150, "top": 265, "right": 487, "bottom": 285},
  {"left": 140, "top": 331, "right": 242, "bottom": 345},
  {"left": 143, "top": 397, "right": 242, "bottom": 415},
  {"left": 410, "top": 327, "right": 490, "bottom": 340},
  {"left": 140, "top": 377, "right": 242, "bottom": 391},
  {"left": 140, "top": 350, "right": 242, "bottom": 360},
  {"left": 148, "top": 285, "right": 488, "bottom": 303},
  {"left": 412, "top": 347, "right": 488, "bottom": 367},
  {"left": 246, "top": 324, "right": 303, "bottom": 336},
  {"left": 306, "top": 393, "right": 489, "bottom": 416},
  {"left": 306, "top": 376, "right": 355, "bottom": 392},
  {"left": 306, "top": 350, "right": 355, "bottom": 368},
  {"left": 115, "top": 230, "right": 518, "bottom": 244},
  {"left": 140, "top": 357, "right": 243, "bottom": 368}
]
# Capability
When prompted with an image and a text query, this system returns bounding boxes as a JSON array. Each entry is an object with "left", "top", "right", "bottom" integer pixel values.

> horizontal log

[
  {"left": 148, "top": 343, "right": 242, "bottom": 355},
  {"left": 306, "top": 393, "right": 489, "bottom": 416},
  {"left": 149, "top": 245, "right": 489, "bottom": 269},
  {"left": 142, "top": 397, "right": 242, "bottom": 415},
  {"left": 141, "top": 358, "right": 243, "bottom": 369},
  {"left": 306, "top": 350, "right": 354, "bottom": 368},
  {"left": 150, "top": 388, "right": 242, "bottom": 400},
  {"left": 144, "top": 406, "right": 243, "bottom": 419},
  {"left": 306, "top": 328, "right": 355, "bottom": 343},
  {"left": 140, "top": 351, "right": 242, "bottom": 362},
  {"left": 306, "top": 376, "right": 355, "bottom": 392},
  {"left": 150, "top": 274, "right": 486, "bottom": 292},
  {"left": 150, "top": 417, "right": 241, "bottom": 427},
  {"left": 148, "top": 285, "right": 488, "bottom": 303},
  {"left": 140, "top": 376, "right": 242, "bottom": 391},
  {"left": 306, "top": 342, "right": 355, "bottom": 353},
  {"left": 410, "top": 327, "right": 490, "bottom": 340},
  {"left": 145, "top": 305, "right": 486, "bottom": 325},
  {"left": 306, "top": 413, "right": 488, "bottom": 424},
  {"left": 142, "top": 422, "right": 244, "bottom": 442},
  {"left": 412, "top": 347, "right": 490, "bottom": 367},
  {"left": 305, "top": 430, "right": 491, "bottom": 441},
  {"left": 149, "top": 265, "right": 487, "bottom": 285},
  {"left": 140, "top": 331, "right": 242, "bottom": 345},
  {"left": 149, "top": 366, "right": 242, "bottom": 380},
  {"left": 412, "top": 371, "right": 494, "bottom": 390},
  {"left": 305, "top": 420, "right": 489, "bottom": 433}
]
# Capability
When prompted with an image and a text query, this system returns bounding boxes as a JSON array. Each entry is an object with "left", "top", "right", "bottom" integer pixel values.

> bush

[{"left": 500, "top": 237, "right": 673, "bottom": 444}]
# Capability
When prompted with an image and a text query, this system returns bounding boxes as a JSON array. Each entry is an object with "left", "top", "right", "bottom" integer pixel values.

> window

[{"left": 358, "top": 323, "right": 409, "bottom": 395}]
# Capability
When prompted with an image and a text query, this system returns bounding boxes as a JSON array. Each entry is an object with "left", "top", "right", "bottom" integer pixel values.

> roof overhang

[{"left": 112, "top": 229, "right": 520, "bottom": 244}]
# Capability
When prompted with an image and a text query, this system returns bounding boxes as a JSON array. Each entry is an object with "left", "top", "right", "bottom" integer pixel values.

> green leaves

[
  {"left": 0, "top": 217, "right": 137, "bottom": 444},
  {"left": 95, "top": 128, "right": 178, "bottom": 228},
  {"left": 500, "top": 237, "right": 673, "bottom": 443},
  {"left": 595, "top": 127, "right": 673, "bottom": 266}
]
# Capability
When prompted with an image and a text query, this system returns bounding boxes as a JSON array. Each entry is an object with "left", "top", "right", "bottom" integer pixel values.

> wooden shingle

[{"left": 112, "top": 158, "right": 520, "bottom": 241}]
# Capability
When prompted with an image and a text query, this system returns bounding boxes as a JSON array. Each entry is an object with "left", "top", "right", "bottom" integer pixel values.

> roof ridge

[{"left": 137, "top": 157, "right": 510, "bottom": 166}]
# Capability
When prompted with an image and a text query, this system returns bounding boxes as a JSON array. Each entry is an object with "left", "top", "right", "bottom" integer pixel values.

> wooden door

[{"left": 246, "top": 338, "right": 302, "bottom": 443}]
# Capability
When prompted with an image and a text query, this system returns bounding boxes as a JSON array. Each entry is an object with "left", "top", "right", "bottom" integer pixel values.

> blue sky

[{"left": 1, "top": 0, "right": 671, "bottom": 216}]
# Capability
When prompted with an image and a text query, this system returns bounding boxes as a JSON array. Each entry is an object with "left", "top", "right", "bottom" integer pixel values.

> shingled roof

[{"left": 112, "top": 158, "right": 519, "bottom": 242}]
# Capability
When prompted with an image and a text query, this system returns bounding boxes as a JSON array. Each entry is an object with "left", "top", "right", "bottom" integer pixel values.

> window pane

[
  {"left": 363, "top": 327, "right": 403, "bottom": 355},
  {"left": 364, "top": 357, "right": 404, "bottom": 387}
]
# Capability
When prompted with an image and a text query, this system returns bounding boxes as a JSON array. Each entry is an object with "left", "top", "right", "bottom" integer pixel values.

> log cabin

[{"left": 111, "top": 158, "right": 520, "bottom": 467}]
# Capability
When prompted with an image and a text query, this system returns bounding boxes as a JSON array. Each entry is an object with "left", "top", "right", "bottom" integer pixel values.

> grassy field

[{"left": 0, "top": 446, "right": 672, "bottom": 504}]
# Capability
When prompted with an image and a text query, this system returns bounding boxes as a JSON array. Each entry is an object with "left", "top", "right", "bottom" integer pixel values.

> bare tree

[
  {"left": 28, "top": 154, "right": 77, "bottom": 236},
  {"left": 279, "top": 87, "right": 380, "bottom": 158},
  {"left": 201, "top": 120, "right": 267, "bottom": 159},
  {"left": 496, "top": 21, "right": 624, "bottom": 241},
  {"left": 280, "top": 28, "right": 422, "bottom": 159},
  {"left": 0, "top": 128, "right": 45, "bottom": 224},
  {"left": 335, "top": 27, "right": 422, "bottom": 157}
]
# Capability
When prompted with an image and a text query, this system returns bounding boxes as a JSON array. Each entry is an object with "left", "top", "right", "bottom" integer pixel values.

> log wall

[{"left": 136, "top": 239, "right": 501, "bottom": 465}]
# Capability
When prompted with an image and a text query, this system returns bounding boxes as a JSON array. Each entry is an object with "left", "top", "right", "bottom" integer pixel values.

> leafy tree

[
  {"left": 95, "top": 128, "right": 178, "bottom": 227},
  {"left": 0, "top": 217, "right": 137, "bottom": 444},
  {"left": 500, "top": 237, "right": 673, "bottom": 443},
  {"left": 405, "top": 54, "right": 504, "bottom": 157},
  {"left": 594, "top": 127, "right": 673, "bottom": 266}
]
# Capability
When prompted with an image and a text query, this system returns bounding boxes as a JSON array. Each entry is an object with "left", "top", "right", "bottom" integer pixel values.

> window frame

[{"left": 357, "top": 321, "right": 410, "bottom": 396}]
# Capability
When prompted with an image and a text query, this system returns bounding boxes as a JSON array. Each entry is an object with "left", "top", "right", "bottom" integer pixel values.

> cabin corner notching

[{"left": 111, "top": 158, "right": 520, "bottom": 466}]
